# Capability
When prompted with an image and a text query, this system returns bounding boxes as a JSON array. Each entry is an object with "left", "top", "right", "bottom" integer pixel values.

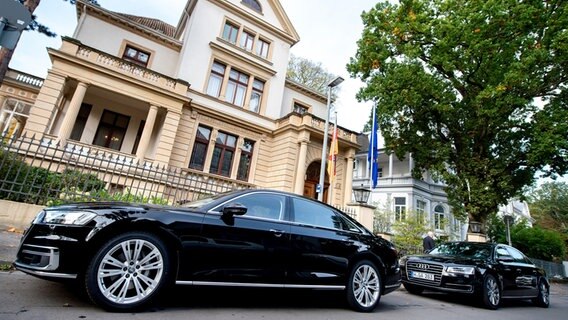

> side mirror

[{"left": 222, "top": 203, "right": 247, "bottom": 216}]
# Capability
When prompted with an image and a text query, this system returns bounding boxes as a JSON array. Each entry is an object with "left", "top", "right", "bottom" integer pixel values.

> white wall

[
  {"left": 281, "top": 87, "right": 326, "bottom": 118},
  {"left": 175, "top": 0, "right": 292, "bottom": 121},
  {"left": 75, "top": 16, "right": 180, "bottom": 77}
]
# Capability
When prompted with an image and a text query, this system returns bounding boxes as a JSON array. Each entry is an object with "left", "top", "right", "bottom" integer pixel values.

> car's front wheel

[
  {"left": 532, "top": 279, "right": 550, "bottom": 308},
  {"left": 85, "top": 232, "right": 171, "bottom": 311},
  {"left": 346, "top": 260, "right": 382, "bottom": 312},
  {"left": 481, "top": 274, "right": 500, "bottom": 310}
]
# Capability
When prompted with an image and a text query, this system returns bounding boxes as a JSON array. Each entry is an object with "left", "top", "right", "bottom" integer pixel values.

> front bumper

[
  {"left": 401, "top": 262, "right": 480, "bottom": 294},
  {"left": 14, "top": 223, "right": 94, "bottom": 280}
]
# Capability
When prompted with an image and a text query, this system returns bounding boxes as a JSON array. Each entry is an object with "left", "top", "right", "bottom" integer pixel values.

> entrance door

[{"left": 303, "top": 162, "right": 328, "bottom": 201}]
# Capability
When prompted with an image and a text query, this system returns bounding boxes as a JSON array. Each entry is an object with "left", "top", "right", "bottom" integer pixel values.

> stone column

[
  {"left": 136, "top": 105, "right": 159, "bottom": 161},
  {"left": 57, "top": 82, "right": 89, "bottom": 143},
  {"left": 343, "top": 155, "right": 354, "bottom": 205},
  {"left": 154, "top": 110, "right": 182, "bottom": 165},
  {"left": 231, "top": 137, "right": 245, "bottom": 180},
  {"left": 24, "top": 71, "right": 66, "bottom": 136},
  {"left": 293, "top": 139, "right": 309, "bottom": 195}
]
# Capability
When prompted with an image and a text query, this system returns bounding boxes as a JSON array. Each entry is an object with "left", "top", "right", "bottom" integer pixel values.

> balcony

[
  {"left": 277, "top": 112, "right": 358, "bottom": 144},
  {"left": 57, "top": 37, "right": 188, "bottom": 96},
  {"left": 353, "top": 175, "right": 447, "bottom": 195}
]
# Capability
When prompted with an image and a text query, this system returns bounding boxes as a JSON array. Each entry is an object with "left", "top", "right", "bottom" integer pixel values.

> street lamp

[
  {"left": 352, "top": 184, "right": 371, "bottom": 204},
  {"left": 503, "top": 213, "right": 514, "bottom": 246},
  {"left": 317, "top": 76, "right": 344, "bottom": 202}
]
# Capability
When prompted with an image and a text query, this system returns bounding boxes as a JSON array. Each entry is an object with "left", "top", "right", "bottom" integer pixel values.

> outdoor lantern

[
  {"left": 352, "top": 184, "right": 371, "bottom": 204},
  {"left": 468, "top": 221, "right": 482, "bottom": 233}
]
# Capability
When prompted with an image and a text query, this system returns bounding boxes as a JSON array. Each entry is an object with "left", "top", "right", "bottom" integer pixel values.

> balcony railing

[
  {"left": 278, "top": 112, "right": 358, "bottom": 143},
  {"left": 60, "top": 37, "right": 187, "bottom": 94},
  {"left": 6, "top": 69, "right": 44, "bottom": 88}
]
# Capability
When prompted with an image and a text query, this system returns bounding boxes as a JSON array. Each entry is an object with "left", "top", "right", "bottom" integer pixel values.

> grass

[{"left": 0, "top": 263, "right": 14, "bottom": 271}]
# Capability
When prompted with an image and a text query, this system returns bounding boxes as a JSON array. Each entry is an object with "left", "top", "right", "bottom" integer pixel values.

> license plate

[{"left": 410, "top": 271, "right": 435, "bottom": 281}]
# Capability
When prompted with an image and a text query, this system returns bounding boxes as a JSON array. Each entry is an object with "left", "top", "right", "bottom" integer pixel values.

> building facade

[{"left": 2, "top": 0, "right": 359, "bottom": 205}]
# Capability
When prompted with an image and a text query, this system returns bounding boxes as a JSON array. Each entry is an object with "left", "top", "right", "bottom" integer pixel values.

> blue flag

[{"left": 368, "top": 105, "right": 379, "bottom": 188}]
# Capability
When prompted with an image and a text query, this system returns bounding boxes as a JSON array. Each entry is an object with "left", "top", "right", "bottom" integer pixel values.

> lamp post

[
  {"left": 352, "top": 184, "right": 371, "bottom": 204},
  {"left": 317, "top": 76, "right": 344, "bottom": 202},
  {"left": 503, "top": 213, "right": 514, "bottom": 246}
]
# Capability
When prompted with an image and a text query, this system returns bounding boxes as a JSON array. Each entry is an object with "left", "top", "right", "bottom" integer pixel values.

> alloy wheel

[{"left": 352, "top": 264, "right": 381, "bottom": 308}]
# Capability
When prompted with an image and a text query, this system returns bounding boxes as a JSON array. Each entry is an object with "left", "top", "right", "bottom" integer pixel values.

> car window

[
  {"left": 495, "top": 247, "right": 512, "bottom": 259},
  {"left": 222, "top": 193, "right": 285, "bottom": 221},
  {"left": 291, "top": 197, "right": 347, "bottom": 230},
  {"left": 429, "top": 242, "right": 491, "bottom": 259},
  {"left": 506, "top": 247, "right": 530, "bottom": 263}
]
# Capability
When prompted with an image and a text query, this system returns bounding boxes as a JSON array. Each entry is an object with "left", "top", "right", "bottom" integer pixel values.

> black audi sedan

[
  {"left": 400, "top": 241, "right": 549, "bottom": 309},
  {"left": 15, "top": 189, "right": 401, "bottom": 312}
]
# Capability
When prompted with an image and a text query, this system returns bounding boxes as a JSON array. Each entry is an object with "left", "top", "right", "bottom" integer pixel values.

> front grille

[{"left": 406, "top": 261, "right": 443, "bottom": 286}]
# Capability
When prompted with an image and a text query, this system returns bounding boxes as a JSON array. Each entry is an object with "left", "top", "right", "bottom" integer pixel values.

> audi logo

[{"left": 415, "top": 263, "right": 429, "bottom": 270}]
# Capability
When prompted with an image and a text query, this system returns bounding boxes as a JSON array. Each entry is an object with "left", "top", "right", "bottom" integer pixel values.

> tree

[
  {"left": 0, "top": 0, "right": 99, "bottom": 84},
  {"left": 287, "top": 54, "right": 339, "bottom": 97},
  {"left": 347, "top": 0, "right": 568, "bottom": 227},
  {"left": 391, "top": 211, "right": 428, "bottom": 255},
  {"left": 513, "top": 227, "right": 566, "bottom": 261},
  {"left": 527, "top": 181, "right": 568, "bottom": 232}
]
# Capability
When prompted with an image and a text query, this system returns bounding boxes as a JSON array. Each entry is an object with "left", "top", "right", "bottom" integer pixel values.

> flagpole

[
  {"left": 328, "top": 111, "right": 338, "bottom": 204},
  {"left": 369, "top": 102, "right": 376, "bottom": 189}
]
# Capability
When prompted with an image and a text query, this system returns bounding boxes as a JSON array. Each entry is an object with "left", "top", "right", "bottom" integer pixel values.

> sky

[{"left": 9, "top": 0, "right": 379, "bottom": 133}]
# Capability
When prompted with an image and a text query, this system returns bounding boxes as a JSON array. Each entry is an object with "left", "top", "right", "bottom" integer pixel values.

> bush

[{"left": 512, "top": 227, "right": 566, "bottom": 261}]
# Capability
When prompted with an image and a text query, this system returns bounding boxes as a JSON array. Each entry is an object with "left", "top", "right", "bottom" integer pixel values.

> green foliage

[
  {"left": 527, "top": 182, "right": 568, "bottom": 233},
  {"left": 46, "top": 189, "right": 171, "bottom": 207},
  {"left": 513, "top": 227, "right": 566, "bottom": 261},
  {"left": 372, "top": 201, "right": 393, "bottom": 234},
  {"left": 348, "top": 0, "right": 568, "bottom": 226},
  {"left": 391, "top": 211, "right": 428, "bottom": 255}
]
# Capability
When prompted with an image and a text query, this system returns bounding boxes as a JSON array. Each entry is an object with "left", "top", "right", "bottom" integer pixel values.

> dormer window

[
  {"left": 122, "top": 45, "right": 150, "bottom": 67},
  {"left": 242, "top": 0, "right": 262, "bottom": 13}
]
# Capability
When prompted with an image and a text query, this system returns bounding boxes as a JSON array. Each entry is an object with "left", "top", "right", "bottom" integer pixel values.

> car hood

[{"left": 407, "top": 254, "right": 486, "bottom": 266}]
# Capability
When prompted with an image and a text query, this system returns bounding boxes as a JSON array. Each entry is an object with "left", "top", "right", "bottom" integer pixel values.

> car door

[
  {"left": 506, "top": 246, "right": 539, "bottom": 297},
  {"left": 191, "top": 192, "right": 291, "bottom": 285},
  {"left": 495, "top": 246, "right": 536, "bottom": 297},
  {"left": 287, "top": 196, "right": 364, "bottom": 287}
]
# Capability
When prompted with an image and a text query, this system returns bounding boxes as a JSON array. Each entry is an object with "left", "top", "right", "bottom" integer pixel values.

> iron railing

[
  {"left": 531, "top": 258, "right": 567, "bottom": 279},
  {"left": 0, "top": 133, "right": 255, "bottom": 206}
]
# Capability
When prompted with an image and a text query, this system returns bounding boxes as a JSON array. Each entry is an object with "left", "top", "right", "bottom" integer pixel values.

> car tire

[
  {"left": 481, "top": 274, "right": 500, "bottom": 310},
  {"left": 403, "top": 283, "right": 424, "bottom": 295},
  {"left": 346, "top": 260, "right": 382, "bottom": 312},
  {"left": 85, "top": 232, "right": 171, "bottom": 311},
  {"left": 532, "top": 279, "right": 550, "bottom": 308}
]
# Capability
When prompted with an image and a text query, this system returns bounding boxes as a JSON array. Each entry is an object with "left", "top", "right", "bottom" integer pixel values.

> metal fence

[
  {"left": 0, "top": 133, "right": 255, "bottom": 206},
  {"left": 531, "top": 258, "right": 567, "bottom": 279}
]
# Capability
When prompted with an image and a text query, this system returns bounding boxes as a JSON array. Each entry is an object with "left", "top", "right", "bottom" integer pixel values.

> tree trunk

[{"left": 0, "top": 0, "right": 41, "bottom": 85}]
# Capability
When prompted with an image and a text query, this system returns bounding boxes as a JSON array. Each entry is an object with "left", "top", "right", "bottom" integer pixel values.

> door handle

[{"left": 270, "top": 229, "right": 285, "bottom": 237}]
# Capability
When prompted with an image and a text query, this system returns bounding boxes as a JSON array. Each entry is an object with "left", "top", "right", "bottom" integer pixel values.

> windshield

[
  {"left": 429, "top": 242, "right": 492, "bottom": 260},
  {"left": 179, "top": 192, "right": 228, "bottom": 209}
]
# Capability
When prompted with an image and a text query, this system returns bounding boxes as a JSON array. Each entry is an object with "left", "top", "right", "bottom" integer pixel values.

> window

[
  {"left": 292, "top": 197, "right": 348, "bottom": 230},
  {"left": 93, "top": 110, "right": 130, "bottom": 151},
  {"left": 237, "top": 139, "right": 254, "bottom": 181},
  {"left": 240, "top": 30, "right": 255, "bottom": 51},
  {"left": 225, "top": 69, "right": 249, "bottom": 107},
  {"left": 0, "top": 98, "right": 32, "bottom": 139},
  {"left": 434, "top": 204, "right": 445, "bottom": 230},
  {"left": 242, "top": 0, "right": 262, "bottom": 13},
  {"left": 378, "top": 167, "right": 383, "bottom": 178},
  {"left": 189, "top": 125, "right": 212, "bottom": 171},
  {"left": 249, "top": 79, "right": 264, "bottom": 112},
  {"left": 210, "top": 131, "right": 237, "bottom": 177},
  {"left": 394, "top": 197, "right": 406, "bottom": 221},
  {"left": 416, "top": 200, "right": 426, "bottom": 223},
  {"left": 207, "top": 62, "right": 226, "bottom": 97},
  {"left": 122, "top": 45, "right": 150, "bottom": 67},
  {"left": 206, "top": 61, "right": 265, "bottom": 113},
  {"left": 131, "top": 120, "right": 145, "bottom": 155},
  {"left": 70, "top": 103, "right": 92, "bottom": 141},
  {"left": 256, "top": 38, "right": 270, "bottom": 59},
  {"left": 222, "top": 193, "right": 285, "bottom": 220},
  {"left": 293, "top": 102, "right": 308, "bottom": 115},
  {"left": 222, "top": 22, "right": 239, "bottom": 44}
]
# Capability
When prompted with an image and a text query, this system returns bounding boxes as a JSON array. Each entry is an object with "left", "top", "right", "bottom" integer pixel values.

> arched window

[
  {"left": 242, "top": 0, "right": 262, "bottom": 13},
  {"left": 434, "top": 204, "right": 445, "bottom": 230}
]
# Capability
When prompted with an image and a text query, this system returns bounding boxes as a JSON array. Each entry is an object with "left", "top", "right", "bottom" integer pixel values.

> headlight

[
  {"left": 42, "top": 211, "right": 97, "bottom": 225},
  {"left": 443, "top": 266, "right": 475, "bottom": 275}
]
